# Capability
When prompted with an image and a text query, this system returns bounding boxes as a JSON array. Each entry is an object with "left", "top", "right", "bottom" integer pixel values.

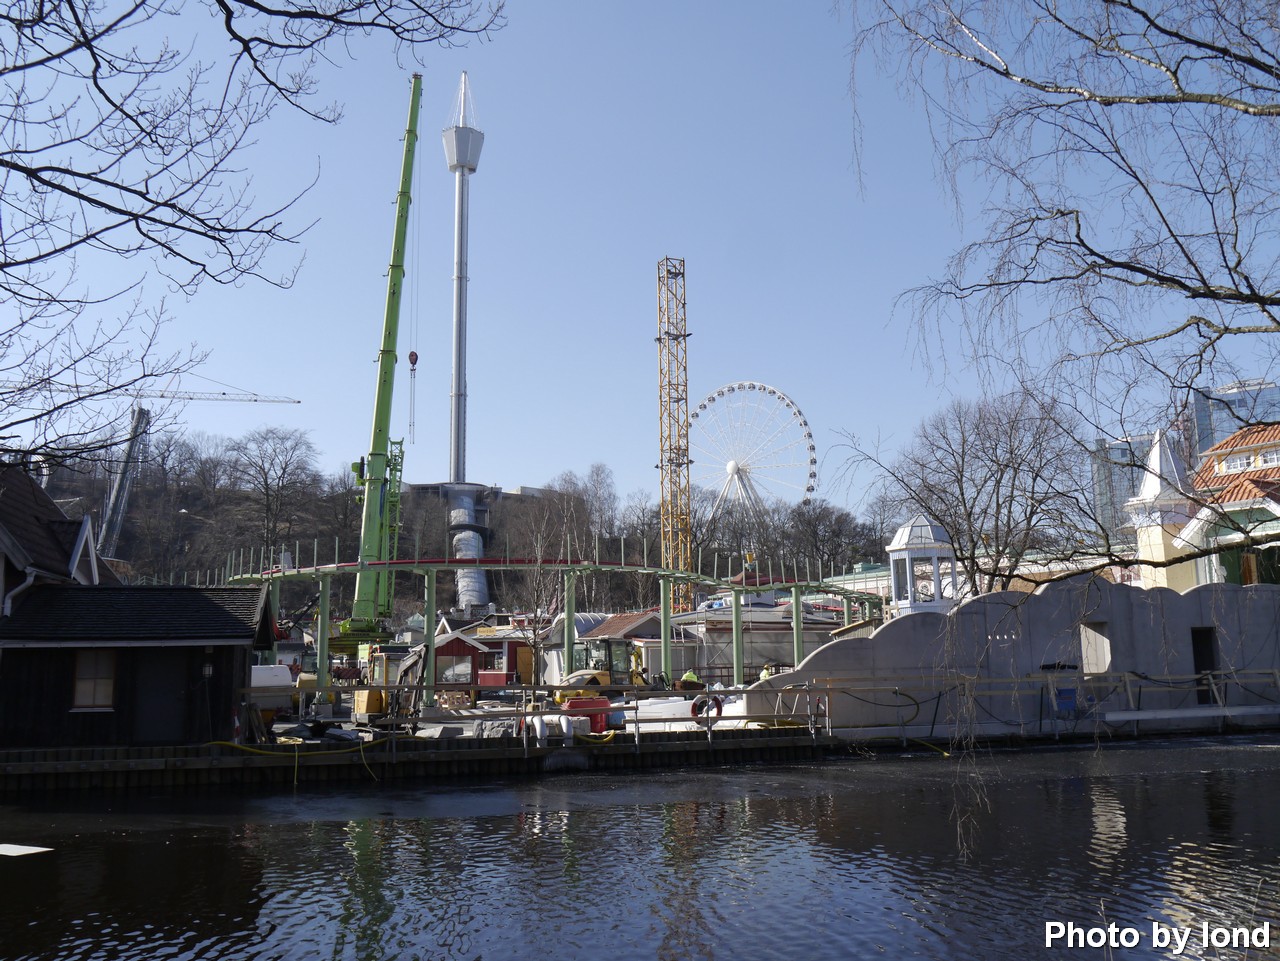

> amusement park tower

[{"left": 442, "top": 71, "right": 490, "bottom": 611}]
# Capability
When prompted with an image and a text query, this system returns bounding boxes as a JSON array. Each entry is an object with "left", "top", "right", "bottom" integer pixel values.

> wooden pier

[{"left": 0, "top": 727, "right": 839, "bottom": 795}]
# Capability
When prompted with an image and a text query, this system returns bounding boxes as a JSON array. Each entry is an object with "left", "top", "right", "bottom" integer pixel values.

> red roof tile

[{"left": 1192, "top": 422, "right": 1280, "bottom": 496}]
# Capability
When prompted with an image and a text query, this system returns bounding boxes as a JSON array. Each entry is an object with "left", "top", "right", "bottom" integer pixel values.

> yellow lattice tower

[{"left": 657, "top": 257, "right": 693, "bottom": 611}]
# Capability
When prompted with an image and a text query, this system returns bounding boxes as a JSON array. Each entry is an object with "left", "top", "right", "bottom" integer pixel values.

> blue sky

[{"left": 163, "top": 2, "right": 968, "bottom": 510}]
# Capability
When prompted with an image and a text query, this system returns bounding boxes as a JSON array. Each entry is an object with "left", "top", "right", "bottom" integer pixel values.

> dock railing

[{"left": 241, "top": 667, "right": 1280, "bottom": 751}]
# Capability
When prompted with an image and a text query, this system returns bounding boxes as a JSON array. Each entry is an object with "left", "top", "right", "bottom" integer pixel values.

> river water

[{"left": 2, "top": 736, "right": 1279, "bottom": 961}]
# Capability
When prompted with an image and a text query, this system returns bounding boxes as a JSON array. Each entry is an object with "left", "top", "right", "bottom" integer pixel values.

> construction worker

[
  {"left": 759, "top": 663, "right": 772, "bottom": 682},
  {"left": 681, "top": 668, "right": 701, "bottom": 684}
]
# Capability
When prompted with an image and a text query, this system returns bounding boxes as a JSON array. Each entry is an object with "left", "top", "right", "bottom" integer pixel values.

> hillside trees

[
  {"left": 1, "top": 0, "right": 502, "bottom": 465},
  {"left": 230, "top": 427, "right": 321, "bottom": 550},
  {"left": 852, "top": 0, "right": 1280, "bottom": 439}
]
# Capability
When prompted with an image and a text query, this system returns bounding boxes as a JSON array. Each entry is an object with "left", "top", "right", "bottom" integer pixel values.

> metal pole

[
  {"left": 732, "top": 588, "right": 744, "bottom": 687},
  {"left": 660, "top": 577, "right": 673, "bottom": 681},
  {"left": 562, "top": 571, "right": 577, "bottom": 681},
  {"left": 424, "top": 569, "right": 437, "bottom": 709},
  {"left": 792, "top": 584, "right": 804, "bottom": 669},
  {"left": 316, "top": 573, "right": 332, "bottom": 706}
]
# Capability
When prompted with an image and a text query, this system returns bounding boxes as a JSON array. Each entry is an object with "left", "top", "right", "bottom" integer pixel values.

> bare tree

[
  {"left": 858, "top": 392, "right": 1095, "bottom": 593},
  {"left": 618, "top": 487, "right": 660, "bottom": 609},
  {"left": 229, "top": 426, "right": 319, "bottom": 549},
  {"left": 496, "top": 494, "right": 569, "bottom": 683},
  {"left": 1, "top": 0, "right": 502, "bottom": 464},
  {"left": 780, "top": 499, "right": 879, "bottom": 578},
  {"left": 584, "top": 463, "right": 619, "bottom": 537},
  {"left": 852, "top": 0, "right": 1280, "bottom": 431}
]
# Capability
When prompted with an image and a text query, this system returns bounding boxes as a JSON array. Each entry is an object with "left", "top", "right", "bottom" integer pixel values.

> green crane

[{"left": 342, "top": 73, "right": 422, "bottom": 644}]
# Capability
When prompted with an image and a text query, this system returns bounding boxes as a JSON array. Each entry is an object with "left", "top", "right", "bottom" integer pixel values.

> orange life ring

[{"left": 691, "top": 695, "right": 723, "bottom": 718}]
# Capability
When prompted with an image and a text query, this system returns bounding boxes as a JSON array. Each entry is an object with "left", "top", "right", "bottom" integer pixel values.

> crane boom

[
  {"left": 0, "top": 383, "right": 300, "bottom": 404},
  {"left": 131, "top": 389, "right": 300, "bottom": 403},
  {"left": 344, "top": 73, "right": 422, "bottom": 638}
]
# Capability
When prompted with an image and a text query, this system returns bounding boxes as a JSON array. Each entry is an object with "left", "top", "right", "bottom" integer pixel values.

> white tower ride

[{"left": 442, "top": 71, "right": 489, "bottom": 611}]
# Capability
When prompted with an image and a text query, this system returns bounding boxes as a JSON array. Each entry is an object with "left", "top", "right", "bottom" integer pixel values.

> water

[{"left": 3, "top": 736, "right": 1280, "bottom": 961}]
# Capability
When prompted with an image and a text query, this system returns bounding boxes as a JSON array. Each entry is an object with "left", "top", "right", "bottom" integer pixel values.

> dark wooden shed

[{"left": 0, "top": 585, "right": 276, "bottom": 748}]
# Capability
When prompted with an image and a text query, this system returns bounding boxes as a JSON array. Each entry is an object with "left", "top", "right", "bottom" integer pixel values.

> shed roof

[
  {"left": 0, "top": 585, "right": 273, "bottom": 648},
  {"left": 0, "top": 466, "right": 118, "bottom": 584},
  {"left": 582, "top": 611, "right": 654, "bottom": 639}
]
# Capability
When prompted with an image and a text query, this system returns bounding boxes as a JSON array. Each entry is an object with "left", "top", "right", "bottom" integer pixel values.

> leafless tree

[
  {"left": 851, "top": 0, "right": 1280, "bottom": 434},
  {"left": 857, "top": 392, "right": 1095, "bottom": 592},
  {"left": 496, "top": 493, "right": 569, "bottom": 683},
  {"left": 781, "top": 498, "right": 880, "bottom": 578},
  {"left": 1, "top": 0, "right": 502, "bottom": 464},
  {"left": 229, "top": 426, "right": 319, "bottom": 549}
]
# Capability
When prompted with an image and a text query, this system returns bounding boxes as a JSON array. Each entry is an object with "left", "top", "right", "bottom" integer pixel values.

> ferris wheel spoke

[
  {"left": 741, "top": 420, "right": 805, "bottom": 468},
  {"left": 688, "top": 381, "right": 818, "bottom": 528}
]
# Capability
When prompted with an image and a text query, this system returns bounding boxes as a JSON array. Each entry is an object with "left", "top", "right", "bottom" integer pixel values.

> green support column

[
  {"left": 269, "top": 578, "right": 282, "bottom": 661},
  {"left": 732, "top": 587, "right": 744, "bottom": 687},
  {"left": 562, "top": 571, "right": 577, "bottom": 680},
  {"left": 659, "top": 577, "right": 673, "bottom": 681},
  {"left": 792, "top": 584, "right": 805, "bottom": 669},
  {"left": 843, "top": 596, "right": 853, "bottom": 626},
  {"left": 316, "top": 574, "right": 331, "bottom": 705},
  {"left": 424, "top": 569, "right": 437, "bottom": 710}
]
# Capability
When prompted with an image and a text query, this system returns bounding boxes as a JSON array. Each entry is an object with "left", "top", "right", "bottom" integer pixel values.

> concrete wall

[{"left": 745, "top": 578, "right": 1280, "bottom": 740}]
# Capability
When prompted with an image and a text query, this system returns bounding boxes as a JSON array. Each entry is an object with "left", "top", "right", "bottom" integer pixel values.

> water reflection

[{"left": 3, "top": 740, "right": 1280, "bottom": 960}]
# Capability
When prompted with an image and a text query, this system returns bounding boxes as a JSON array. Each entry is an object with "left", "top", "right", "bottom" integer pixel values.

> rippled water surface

[{"left": 4, "top": 737, "right": 1280, "bottom": 960}]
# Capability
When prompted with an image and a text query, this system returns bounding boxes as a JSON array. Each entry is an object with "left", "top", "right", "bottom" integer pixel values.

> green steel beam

[
  {"left": 659, "top": 577, "right": 673, "bottom": 680},
  {"left": 562, "top": 572, "right": 576, "bottom": 676},
  {"left": 424, "top": 568, "right": 437, "bottom": 709},
  {"left": 316, "top": 574, "right": 332, "bottom": 704}
]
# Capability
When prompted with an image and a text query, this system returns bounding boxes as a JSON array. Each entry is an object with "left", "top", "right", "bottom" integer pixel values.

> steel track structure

[{"left": 228, "top": 549, "right": 882, "bottom": 689}]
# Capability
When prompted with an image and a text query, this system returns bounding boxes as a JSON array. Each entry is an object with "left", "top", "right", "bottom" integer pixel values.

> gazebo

[{"left": 887, "top": 514, "right": 958, "bottom": 616}]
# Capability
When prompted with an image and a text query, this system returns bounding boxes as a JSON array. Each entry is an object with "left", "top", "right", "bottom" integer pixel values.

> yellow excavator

[{"left": 555, "top": 637, "right": 650, "bottom": 703}]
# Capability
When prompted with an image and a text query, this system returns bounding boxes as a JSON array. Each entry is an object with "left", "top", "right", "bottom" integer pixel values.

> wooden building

[{"left": 0, "top": 584, "right": 276, "bottom": 748}]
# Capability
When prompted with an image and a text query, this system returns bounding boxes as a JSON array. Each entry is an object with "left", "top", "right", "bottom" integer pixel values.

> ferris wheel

[{"left": 689, "top": 381, "right": 818, "bottom": 526}]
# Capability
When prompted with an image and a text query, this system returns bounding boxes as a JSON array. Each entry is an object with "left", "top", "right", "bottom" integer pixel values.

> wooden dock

[{"left": 0, "top": 727, "right": 840, "bottom": 795}]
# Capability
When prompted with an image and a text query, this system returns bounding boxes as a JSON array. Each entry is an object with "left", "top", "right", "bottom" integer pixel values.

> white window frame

[
  {"left": 73, "top": 649, "right": 115, "bottom": 710},
  {"left": 1220, "top": 452, "right": 1255, "bottom": 473}
]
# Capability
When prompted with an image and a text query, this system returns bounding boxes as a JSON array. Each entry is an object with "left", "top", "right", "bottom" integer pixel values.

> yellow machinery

[{"left": 555, "top": 637, "right": 648, "bottom": 703}]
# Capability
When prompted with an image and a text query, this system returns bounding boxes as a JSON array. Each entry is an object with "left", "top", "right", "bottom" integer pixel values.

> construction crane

[
  {"left": 97, "top": 386, "right": 301, "bottom": 557},
  {"left": 0, "top": 379, "right": 300, "bottom": 558},
  {"left": 657, "top": 257, "right": 693, "bottom": 612},
  {"left": 124, "top": 387, "right": 301, "bottom": 404},
  {"left": 340, "top": 73, "right": 422, "bottom": 646}
]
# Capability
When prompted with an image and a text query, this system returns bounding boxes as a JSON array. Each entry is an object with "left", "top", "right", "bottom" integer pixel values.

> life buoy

[{"left": 691, "top": 695, "right": 723, "bottom": 718}]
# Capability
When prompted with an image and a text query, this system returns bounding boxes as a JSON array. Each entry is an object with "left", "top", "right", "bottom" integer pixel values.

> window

[
  {"left": 1220, "top": 452, "right": 1255, "bottom": 473},
  {"left": 437, "top": 655, "right": 472, "bottom": 684},
  {"left": 73, "top": 649, "right": 115, "bottom": 709},
  {"left": 1261, "top": 448, "right": 1280, "bottom": 468}
]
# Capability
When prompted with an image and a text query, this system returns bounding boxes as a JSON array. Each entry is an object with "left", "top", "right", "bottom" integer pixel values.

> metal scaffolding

[{"left": 657, "top": 257, "right": 693, "bottom": 612}]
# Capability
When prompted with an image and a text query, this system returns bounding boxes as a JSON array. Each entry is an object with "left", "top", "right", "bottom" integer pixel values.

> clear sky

[{"left": 161, "top": 1, "right": 968, "bottom": 511}]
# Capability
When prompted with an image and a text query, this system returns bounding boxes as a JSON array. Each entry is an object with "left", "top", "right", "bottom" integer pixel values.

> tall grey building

[
  {"left": 1091, "top": 434, "right": 1156, "bottom": 539},
  {"left": 1188, "top": 379, "right": 1280, "bottom": 455}
]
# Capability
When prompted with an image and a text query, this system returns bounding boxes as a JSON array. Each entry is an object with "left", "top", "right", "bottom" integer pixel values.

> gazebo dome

[{"left": 888, "top": 514, "right": 953, "bottom": 553}]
